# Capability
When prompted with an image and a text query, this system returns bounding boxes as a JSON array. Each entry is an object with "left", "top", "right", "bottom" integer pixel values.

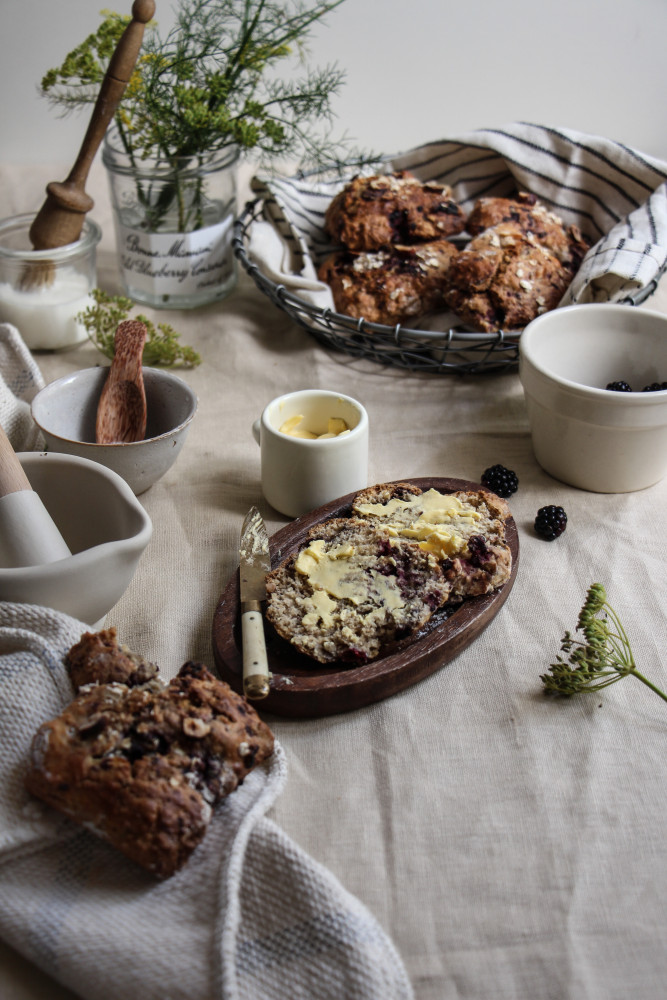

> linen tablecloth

[{"left": 0, "top": 155, "right": 666, "bottom": 1000}]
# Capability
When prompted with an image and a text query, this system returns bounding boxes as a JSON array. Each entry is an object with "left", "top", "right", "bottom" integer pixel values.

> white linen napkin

[
  {"left": 248, "top": 121, "right": 667, "bottom": 319},
  {"left": 0, "top": 601, "right": 413, "bottom": 1000},
  {"left": 0, "top": 321, "right": 45, "bottom": 449}
]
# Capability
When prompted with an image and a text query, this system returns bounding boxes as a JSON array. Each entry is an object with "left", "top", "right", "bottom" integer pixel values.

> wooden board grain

[{"left": 212, "top": 478, "right": 519, "bottom": 718}]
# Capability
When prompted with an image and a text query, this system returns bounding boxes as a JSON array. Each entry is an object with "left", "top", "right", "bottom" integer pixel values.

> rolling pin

[{"left": 0, "top": 425, "right": 72, "bottom": 568}]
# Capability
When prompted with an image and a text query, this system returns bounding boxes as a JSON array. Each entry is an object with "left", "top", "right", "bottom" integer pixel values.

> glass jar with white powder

[{"left": 0, "top": 214, "right": 101, "bottom": 351}]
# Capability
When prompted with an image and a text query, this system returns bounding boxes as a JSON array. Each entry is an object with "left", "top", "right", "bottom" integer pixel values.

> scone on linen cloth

[
  {"left": 0, "top": 602, "right": 414, "bottom": 1000},
  {"left": 25, "top": 628, "right": 276, "bottom": 879},
  {"left": 465, "top": 191, "right": 591, "bottom": 274},
  {"left": 248, "top": 122, "right": 667, "bottom": 319}
]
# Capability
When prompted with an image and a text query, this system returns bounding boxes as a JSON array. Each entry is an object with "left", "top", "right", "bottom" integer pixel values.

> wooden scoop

[
  {"left": 96, "top": 320, "right": 148, "bottom": 444},
  {"left": 21, "top": 0, "right": 155, "bottom": 289},
  {"left": 0, "top": 423, "right": 72, "bottom": 568}
]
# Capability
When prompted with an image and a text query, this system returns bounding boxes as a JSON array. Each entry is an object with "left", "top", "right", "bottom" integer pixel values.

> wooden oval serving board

[{"left": 212, "top": 478, "right": 519, "bottom": 718}]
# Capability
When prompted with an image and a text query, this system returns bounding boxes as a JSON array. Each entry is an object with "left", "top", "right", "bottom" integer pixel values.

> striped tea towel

[
  {"left": 0, "top": 322, "right": 45, "bottom": 450},
  {"left": 248, "top": 121, "right": 667, "bottom": 315},
  {"left": 0, "top": 601, "right": 413, "bottom": 1000}
]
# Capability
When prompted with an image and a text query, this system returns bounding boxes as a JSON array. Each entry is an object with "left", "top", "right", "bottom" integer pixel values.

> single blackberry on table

[
  {"left": 481, "top": 464, "right": 518, "bottom": 498},
  {"left": 534, "top": 505, "right": 567, "bottom": 540},
  {"left": 642, "top": 381, "right": 667, "bottom": 391},
  {"left": 605, "top": 380, "right": 633, "bottom": 392}
]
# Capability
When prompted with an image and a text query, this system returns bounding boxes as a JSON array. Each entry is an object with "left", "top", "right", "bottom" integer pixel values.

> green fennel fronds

[
  {"left": 39, "top": 0, "right": 374, "bottom": 172},
  {"left": 77, "top": 289, "right": 201, "bottom": 368},
  {"left": 540, "top": 583, "right": 667, "bottom": 703}
]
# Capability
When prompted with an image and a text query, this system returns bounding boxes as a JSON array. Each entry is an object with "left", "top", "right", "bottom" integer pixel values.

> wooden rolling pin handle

[
  {"left": 0, "top": 424, "right": 72, "bottom": 568},
  {"left": 0, "top": 425, "right": 32, "bottom": 498},
  {"left": 29, "top": 0, "right": 156, "bottom": 251}
]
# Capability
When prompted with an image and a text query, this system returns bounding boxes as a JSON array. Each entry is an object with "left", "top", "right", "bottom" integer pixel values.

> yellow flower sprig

[{"left": 77, "top": 289, "right": 201, "bottom": 368}]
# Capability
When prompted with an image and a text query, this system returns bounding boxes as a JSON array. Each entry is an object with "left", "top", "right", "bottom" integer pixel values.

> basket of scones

[{"left": 235, "top": 124, "right": 667, "bottom": 374}]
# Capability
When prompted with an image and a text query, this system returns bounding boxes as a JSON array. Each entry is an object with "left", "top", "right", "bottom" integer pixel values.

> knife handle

[{"left": 241, "top": 602, "right": 271, "bottom": 700}]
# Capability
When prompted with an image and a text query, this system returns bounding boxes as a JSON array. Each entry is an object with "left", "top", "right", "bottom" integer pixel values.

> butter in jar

[{"left": 279, "top": 414, "right": 351, "bottom": 439}]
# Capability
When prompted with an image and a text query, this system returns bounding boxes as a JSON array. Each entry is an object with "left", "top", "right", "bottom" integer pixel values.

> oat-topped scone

[
  {"left": 324, "top": 171, "right": 466, "bottom": 252},
  {"left": 352, "top": 483, "right": 512, "bottom": 599},
  {"left": 466, "top": 192, "right": 591, "bottom": 275},
  {"left": 317, "top": 239, "right": 458, "bottom": 325},
  {"left": 443, "top": 223, "right": 572, "bottom": 333},
  {"left": 25, "top": 628, "right": 275, "bottom": 878},
  {"left": 265, "top": 517, "right": 452, "bottom": 664}
]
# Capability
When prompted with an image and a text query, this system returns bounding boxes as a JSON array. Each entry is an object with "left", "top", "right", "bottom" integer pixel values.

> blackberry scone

[
  {"left": 352, "top": 483, "right": 512, "bottom": 599},
  {"left": 443, "top": 222, "right": 572, "bottom": 332},
  {"left": 466, "top": 192, "right": 591, "bottom": 276},
  {"left": 317, "top": 239, "right": 459, "bottom": 324},
  {"left": 324, "top": 171, "right": 466, "bottom": 251},
  {"left": 265, "top": 516, "right": 452, "bottom": 664},
  {"left": 25, "top": 628, "right": 275, "bottom": 878}
]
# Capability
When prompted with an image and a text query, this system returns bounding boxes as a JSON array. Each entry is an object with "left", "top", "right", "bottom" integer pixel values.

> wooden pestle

[
  {"left": 28, "top": 0, "right": 156, "bottom": 253},
  {"left": 0, "top": 424, "right": 72, "bottom": 568}
]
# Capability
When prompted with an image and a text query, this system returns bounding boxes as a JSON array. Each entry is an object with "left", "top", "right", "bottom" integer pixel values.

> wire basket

[
  {"left": 233, "top": 199, "right": 522, "bottom": 375},
  {"left": 233, "top": 198, "right": 662, "bottom": 376}
]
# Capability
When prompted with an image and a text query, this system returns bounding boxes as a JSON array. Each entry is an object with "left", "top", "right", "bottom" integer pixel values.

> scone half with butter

[
  {"left": 352, "top": 482, "right": 512, "bottom": 599},
  {"left": 265, "top": 516, "right": 452, "bottom": 665}
]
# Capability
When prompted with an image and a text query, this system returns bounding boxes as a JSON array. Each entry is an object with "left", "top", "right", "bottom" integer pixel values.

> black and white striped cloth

[{"left": 250, "top": 121, "right": 667, "bottom": 309}]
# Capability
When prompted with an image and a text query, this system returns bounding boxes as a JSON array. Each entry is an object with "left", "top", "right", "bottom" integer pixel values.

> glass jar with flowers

[{"left": 39, "top": 0, "right": 357, "bottom": 309}]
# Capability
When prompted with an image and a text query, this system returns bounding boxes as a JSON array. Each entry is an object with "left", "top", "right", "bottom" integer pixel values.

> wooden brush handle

[
  {"left": 29, "top": 0, "right": 156, "bottom": 251},
  {"left": 0, "top": 424, "right": 32, "bottom": 497}
]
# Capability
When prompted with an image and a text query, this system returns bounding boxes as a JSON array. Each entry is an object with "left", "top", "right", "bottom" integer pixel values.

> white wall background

[{"left": 2, "top": 0, "right": 667, "bottom": 167}]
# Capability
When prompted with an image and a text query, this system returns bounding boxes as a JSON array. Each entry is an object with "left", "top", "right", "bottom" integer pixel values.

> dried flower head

[{"left": 540, "top": 583, "right": 666, "bottom": 705}]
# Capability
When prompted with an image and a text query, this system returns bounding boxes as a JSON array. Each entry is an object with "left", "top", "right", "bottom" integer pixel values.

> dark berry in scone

[
  {"left": 466, "top": 192, "right": 591, "bottom": 276},
  {"left": 265, "top": 516, "right": 452, "bottom": 664},
  {"left": 324, "top": 171, "right": 466, "bottom": 252},
  {"left": 443, "top": 223, "right": 572, "bottom": 333},
  {"left": 25, "top": 631, "right": 275, "bottom": 878},
  {"left": 317, "top": 240, "right": 459, "bottom": 325}
]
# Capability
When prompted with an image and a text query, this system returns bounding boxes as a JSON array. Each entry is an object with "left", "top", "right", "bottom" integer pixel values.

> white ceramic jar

[
  {"left": 519, "top": 304, "right": 667, "bottom": 493},
  {"left": 252, "top": 389, "right": 370, "bottom": 517}
]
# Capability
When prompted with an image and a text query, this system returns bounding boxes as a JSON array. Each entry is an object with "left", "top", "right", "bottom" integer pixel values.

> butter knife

[{"left": 239, "top": 506, "right": 271, "bottom": 700}]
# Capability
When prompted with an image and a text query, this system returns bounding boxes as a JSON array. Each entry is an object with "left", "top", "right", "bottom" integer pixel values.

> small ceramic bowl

[
  {"left": 0, "top": 451, "right": 152, "bottom": 626},
  {"left": 519, "top": 303, "right": 667, "bottom": 493},
  {"left": 31, "top": 366, "right": 198, "bottom": 494}
]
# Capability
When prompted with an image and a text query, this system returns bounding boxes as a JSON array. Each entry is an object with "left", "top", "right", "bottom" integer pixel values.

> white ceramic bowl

[
  {"left": 519, "top": 304, "right": 667, "bottom": 493},
  {"left": 0, "top": 451, "right": 152, "bottom": 625},
  {"left": 31, "top": 366, "right": 198, "bottom": 495}
]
